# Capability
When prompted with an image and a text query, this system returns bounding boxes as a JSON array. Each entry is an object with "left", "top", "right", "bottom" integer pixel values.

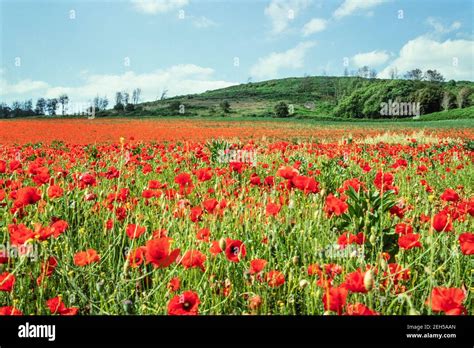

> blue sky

[{"left": 0, "top": 0, "right": 473, "bottom": 107}]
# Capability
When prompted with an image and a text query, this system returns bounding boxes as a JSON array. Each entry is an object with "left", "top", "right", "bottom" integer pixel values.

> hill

[{"left": 108, "top": 76, "right": 473, "bottom": 120}]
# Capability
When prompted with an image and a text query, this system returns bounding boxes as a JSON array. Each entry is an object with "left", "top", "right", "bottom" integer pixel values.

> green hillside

[{"left": 111, "top": 76, "right": 473, "bottom": 120}]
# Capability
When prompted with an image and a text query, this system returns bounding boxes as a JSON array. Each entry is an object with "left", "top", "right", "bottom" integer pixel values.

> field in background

[{"left": 0, "top": 117, "right": 473, "bottom": 145}]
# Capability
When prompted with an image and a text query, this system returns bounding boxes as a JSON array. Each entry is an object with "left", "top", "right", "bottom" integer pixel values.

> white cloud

[
  {"left": 352, "top": 50, "right": 390, "bottom": 67},
  {"left": 0, "top": 78, "right": 49, "bottom": 95},
  {"left": 302, "top": 18, "right": 328, "bottom": 36},
  {"left": 1, "top": 64, "right": 237, "bottom": 106},
  {"left": 379, "top": 36, "right": 474, "bottom": 80},
  {"left": 131, "top": 0, "right": 188, "bottom": 15},
  {"left": 264, "top": 0, "right": 311, "bottom": 34},
  {"left": 250, "top": 41, "right": 315, "bottom": 80},
  {"left": 426, "top": 17, "right": 461, "bottom": 34},
  {"left": 333, "top": 0, "right": 386, "bottom": 19},
  {"left": 193, "top": 16, "right": 217, "bottom": 29}
]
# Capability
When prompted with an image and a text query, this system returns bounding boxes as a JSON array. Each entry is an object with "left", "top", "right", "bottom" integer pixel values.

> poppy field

[{"left": 0, "top": 119, "right": 472, "bottom": 316}]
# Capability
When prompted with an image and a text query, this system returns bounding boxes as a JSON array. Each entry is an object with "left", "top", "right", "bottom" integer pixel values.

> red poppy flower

[
  {"left": 307, "top": 264, "right": 322, "bottom": 276},
  {"left": 50, "top": 219, "right": 68, "bottom": 238},
  {"left": 343, "top": 269, "right": 367, "bottom": 293},
  {"left": 145, "top": 238, "right": 180, "bottom": 268},
  {"left": 37, "top": 256, "right": 58, "bottom": 285},
  {"left": 190, "top": 206, "right": 203, "bottom": 222},
  {"left": 291, "top": 175, "right": 319, "bottom": 194},
  {"left": 203, "top": 199, "right": 219, "bottom": 213},
  {"left": 195, "top": 168, "right": 212, "bottom": 182},
  {"left": 14, "top": 186, "right": 41, "bottom": 208},
  {"left": 0, "top": 306, "right": 23, "bottom": 316},
  {"left": 266, "top": 202, "right": 281, "bottom": 216},
  {"left": 180, "top": 250, "right": 206, "bottom": 271},
  {"left": 73, "top": 249, "right": 100, "bottom": 266},
  {"left": 345, "top": 303, "right": 379, "bottom": 316},
  {"left": 432, "top": 212, "right": 453, "bottom": 232},
  {"left": 196, "top": 228, "right": 210, "bottom": 242},
  {"left": 276, "top": 166, "right": 299, "bottom": 180},
  {"left": 458, "top": 232, "right": 474, "bottom": 255},
  {"left": 127, "top": 246, "right": 146, "bottom": 268},
  {"left": 374, "top": 171, "right": 394, "bottom": 191},
  {"left": 249, "top": 259, "right": 267, "bottom": 275},
  {"left": 79, "top": 173, "right": 96, "bottom": 188},
  {"left": 167, "top": 291, "right": 200, "bottom": 315},
  {"left": 46, "top": 297, "right": 79, "bottom": 315},
  {"left": 47, "top": 185, "right": 63, "bottom": 199},
  {"left": 0, "top": 272, "right": 15, "bottom": 292},
  {"left": 337, "top": 232, "right": 365, "bottom": 248},
  {"left": 174, "top": 173, "right": 193, "bottom": 187},
  {"left": 126, "top": 224, "right": 146, "bottom": 239},
  {"left": 426, "top": 287, "right": 466, "bottom": 315},
  {"left": 225, "top": 239, "right": 246, "bottom": 262},
  {"left": 167, "top": 277, "right": 180, "bottom": 292},
  {"left": 266, "top": 270, "right": 285, "bottom": 287},
  {"left": 324, "top": 194, "right": 348, "bottom": 217},
  {"left": 440, "top": 188, "right": 459, "bottom": 202},
  {"left": 209, "top": 240, "right": 223, "bottom": 255},
  {"left": 8, "top": 223, "right": 34, "bottom": 246},
  {"left": 340, "top": 178, "right": 363, "bottom": 193},
  {"left": 394, "top": 223, "right": 413, "bottom": 235},
  {"left": 322, "top": 286, "right": 348, "bottom": 314},
  {"left": 398, "top": 233, "right": 422, "bottom": 250}
]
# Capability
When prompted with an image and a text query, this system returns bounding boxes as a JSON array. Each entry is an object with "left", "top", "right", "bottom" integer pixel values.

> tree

[
  {"left": 456, "top": 87, "right": 473, "bottom": 108},
  {"left": 404, "top": 69, "right": 423, "bottom": 80},
  {"left": 369, "top": 69, "right": 377, "bottom": 79},
  {"left": 46, "top": 98, "right": 58, "bottom": 115},
  {"left": 298, "top": 76, "right": 314, "bottom": 93},
  {"left": 23, "top": 99, "right": 33, "bottom": 115},
  {"left": 114, "top": 92, "right": 123, "bottom": 111},
  {"left": 160, "top": 88, "right": 168, "bottom": 100},
  {"left": 0, "top": 103, "right": 11, "bottom": 118},
  {"left": 411, "top": 86, "right": 443, "bottom": 114},
  {"left": 357, "top": 66, "right": 370, "bottom": 78},
  {"left": 58, "top": 94, "right": 69, "bottom": 115},
  {"left": 424, "top": 69, "right": 445, "bottom": 83},
  {"left": 132, "top": 88, "right": 141, "bottom": 104},
  {"left": 274, "top": 101, "right": 290, "bottom": 118},
  {"left": 125, "top": 103, "right": 135, "bottom": 112},
  {"left": 441, "top": 91, "right": 456, "bottom": 111},
  {"left": 389, "top": 67, "right": 399, "bottom": 80},
  {"left": 35, "top": 98, "right": 47, "bottom": 115},
  {"left": 99, "top": 96, "right": 109, "bottom": 111},
  {"left": 219, "top": 100, "right": 231, "bottom": 113},
  {"left": 122, "top": 92, "right": 130, "bottom": 107}
]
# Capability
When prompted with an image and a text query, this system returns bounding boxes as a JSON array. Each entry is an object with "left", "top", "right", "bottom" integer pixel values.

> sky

[{"left": 0, "top": 0, "right": 473, "bottom": 108}]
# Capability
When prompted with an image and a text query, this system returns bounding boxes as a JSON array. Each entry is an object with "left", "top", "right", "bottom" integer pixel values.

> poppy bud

[
  {"left": 292, "top": 256, "right": 299, "bottom": 265},
  {"left": 364, "top": 270, "right": 374, "bottom": 291},
  {"left": 218, "top": 237, "right": 226, "bottom": 251},
  {"left": 299, "top": 279, "right": 309, "bottom": 289},
  {"left": 369, "top": 233, "right": 376, "bottom": 245}
]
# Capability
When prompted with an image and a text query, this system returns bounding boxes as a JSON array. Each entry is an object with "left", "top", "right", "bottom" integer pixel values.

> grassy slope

[{"left": 120, "top": 76, "right": 473, "bottom": 120}]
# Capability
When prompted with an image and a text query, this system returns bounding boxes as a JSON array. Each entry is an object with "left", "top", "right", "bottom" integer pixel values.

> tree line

[{"left": 0, "top": 88, "right": 143, "bottom": 118}]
